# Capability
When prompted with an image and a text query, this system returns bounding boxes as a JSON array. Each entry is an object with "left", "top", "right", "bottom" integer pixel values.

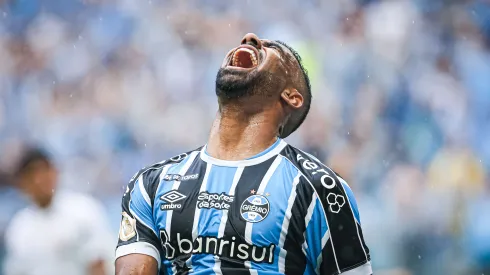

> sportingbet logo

[{"left": 160, "top": 230, "right": 275, "bottom": 264}]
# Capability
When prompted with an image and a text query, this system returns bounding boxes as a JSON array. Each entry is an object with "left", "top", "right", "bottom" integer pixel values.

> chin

[{"left": 215, "top": 67, "right": 260, "bottom": 99}]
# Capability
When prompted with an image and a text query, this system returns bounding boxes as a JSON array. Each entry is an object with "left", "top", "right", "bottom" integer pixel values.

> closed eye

[
  {"left": 266, "top": 44, "right": 284, "bottom": 57},
  {"left": 268, "top": 44, "right": 281, "bottom": 52}
]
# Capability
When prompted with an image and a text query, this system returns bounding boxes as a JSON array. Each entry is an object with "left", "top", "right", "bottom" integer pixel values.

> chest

[
  {"left": 152, "top": 162, "right": 299, "bottom": 263},
  {"left": 13, "top": 210, "right": 85, "bottom": 260}
]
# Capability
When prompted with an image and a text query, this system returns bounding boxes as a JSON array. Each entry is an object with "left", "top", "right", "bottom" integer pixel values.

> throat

[{"left": 206, "top": 111, "right": 281, "bottom": 161}]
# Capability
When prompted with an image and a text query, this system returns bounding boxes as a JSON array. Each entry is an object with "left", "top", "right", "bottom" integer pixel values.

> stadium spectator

[{"left": 3, "top": 147, "right": 113, "bottom": 275}]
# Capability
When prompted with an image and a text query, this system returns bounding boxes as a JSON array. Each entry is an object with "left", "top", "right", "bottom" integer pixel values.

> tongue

[{"left": 234, "top": 51, "right": 254, "bottom": 68}]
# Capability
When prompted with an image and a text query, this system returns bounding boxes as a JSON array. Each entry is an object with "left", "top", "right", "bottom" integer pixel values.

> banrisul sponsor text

[{"left": 160, "top": 231, "right": 275, "bottom": 264}]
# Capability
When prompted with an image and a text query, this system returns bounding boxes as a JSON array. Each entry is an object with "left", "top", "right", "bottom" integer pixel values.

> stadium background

[{"left": 0, "top": 0, "right": 489, "bottom": 274}]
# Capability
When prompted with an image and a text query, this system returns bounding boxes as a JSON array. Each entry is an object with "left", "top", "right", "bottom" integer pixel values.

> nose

[{"left": 241, "top": 33, "right": 262, "bottom": 49}]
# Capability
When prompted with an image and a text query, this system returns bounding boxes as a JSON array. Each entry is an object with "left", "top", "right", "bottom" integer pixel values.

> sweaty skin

[{"left": 115, "top": 33, "right": 306, "bottom": 275}]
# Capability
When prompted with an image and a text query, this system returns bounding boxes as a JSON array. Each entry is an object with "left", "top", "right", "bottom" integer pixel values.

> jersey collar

[{"left": 200, "top": 139, "right": 287, "bottom": 167}]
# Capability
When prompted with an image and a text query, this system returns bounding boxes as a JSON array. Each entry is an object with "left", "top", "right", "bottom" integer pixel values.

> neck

[
  {"left": 207, "top": 104, "right": 281, "bottom": 161},
  {"left": 33, "top": 196, "right": 53, "bottom": 209}
]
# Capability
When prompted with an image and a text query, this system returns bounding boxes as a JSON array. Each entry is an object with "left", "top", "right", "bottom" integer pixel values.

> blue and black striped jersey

[{"left": 115, "top": 139, "right": 372, "bottom": 275}]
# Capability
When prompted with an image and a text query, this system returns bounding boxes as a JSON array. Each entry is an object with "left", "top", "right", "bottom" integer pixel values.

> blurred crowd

[{"left": 0, "top": 0, "right": 489, "bottom": 274}]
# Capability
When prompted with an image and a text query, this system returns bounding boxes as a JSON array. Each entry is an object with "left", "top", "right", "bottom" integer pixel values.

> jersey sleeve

[
  {"left": 289, "top": 150, "right": 371, "bottom": 275},
  {"left": 115, "top": 169, "right": 164, "bottom": 267},
  {"left": 304, "top": 176, "right": 372, "bottom": 275}
]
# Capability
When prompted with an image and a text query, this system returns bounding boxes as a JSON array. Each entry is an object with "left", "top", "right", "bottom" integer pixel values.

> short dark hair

[
  {"left": 14, "top": 147, "right": 52, "bottom": 177},
  {"left": 275, "top": 40, "right": 312, "bottom": 138}
]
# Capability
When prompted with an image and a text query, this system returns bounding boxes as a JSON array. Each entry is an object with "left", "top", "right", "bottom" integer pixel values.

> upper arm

[
  {"left": 295, "top": 153, "right": 371, "bottom": 275},
  {"left": 115, "top": 254, "right": 158, "bottom": 275},
  {"left": 115, "top": 169, "right": 164, "bottom": 271},
  {"left": 89, "top": 259, "right": 107, "bottom": 275}
]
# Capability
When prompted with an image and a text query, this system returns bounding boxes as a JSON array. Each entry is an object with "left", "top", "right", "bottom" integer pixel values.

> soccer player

[
  {"left": 4, "top": 148, "right": 113, "bottom": 275},
  {"left": 115, "top": 33, "right": 372, "bottom": 275}
]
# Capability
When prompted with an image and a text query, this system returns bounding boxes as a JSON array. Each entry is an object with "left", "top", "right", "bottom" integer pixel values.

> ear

[{"left": 281, "top": 88, "right": 304, "bottom": 110}]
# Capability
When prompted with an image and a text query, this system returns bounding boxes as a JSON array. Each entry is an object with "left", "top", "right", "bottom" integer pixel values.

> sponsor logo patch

[
  {"left": 119, "top": 212, "right": 136, "bottom": 241},
  {"left": 326, "top": 193, "right": 345, "bottom": 213},
  {"left": 240, "top": 194, "right": 270, "bottom": 223},
  {"left": 163, "top": 173, "right": 199, "bottom": 182},
  {"left": 160, "top": 230, "right": 275, "bottom": 264},
  {"left": 197, "top": 191, "right": 234, "bottom": 210},
  {"left": 160, "top": 190, "right": 187, "bottom": 210}
]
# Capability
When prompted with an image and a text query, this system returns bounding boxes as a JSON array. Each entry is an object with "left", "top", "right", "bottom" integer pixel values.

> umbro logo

[
  {"left": 161, "top": 190, "right": 186, "bottom": 203},
  {"left": 160, "top": 190, "right": 186, "bottom": 210}
]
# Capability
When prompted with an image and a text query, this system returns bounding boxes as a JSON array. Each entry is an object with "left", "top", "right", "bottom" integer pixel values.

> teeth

[{"left": 232, "top": 48, "right": 258, "bottom": 67}]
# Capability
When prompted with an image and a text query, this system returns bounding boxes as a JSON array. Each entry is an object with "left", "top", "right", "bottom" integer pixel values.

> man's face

[
  {"left": 19, "top": 160, "right": 57, "bottom": 207},
  {"left": 216, "top": 33, "right": 300, "bottom": 101}
]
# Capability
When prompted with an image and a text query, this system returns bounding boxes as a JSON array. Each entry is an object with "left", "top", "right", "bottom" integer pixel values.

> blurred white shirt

[{"left": 3, "top": 191, "right": 113, "bottom": 275}]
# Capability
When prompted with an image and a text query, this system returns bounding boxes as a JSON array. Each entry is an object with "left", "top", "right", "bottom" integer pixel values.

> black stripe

[
  {"left": 322, "top": 166, "right": 368, "bottom": 272},
  {"left": 320, "top": 239, "right": 338, "bottom": 275},
  {"left": 167, "top": 156, "right": 206, "bottom": 273},
  {"left": 356, "top": 223, "right": 370, "bottom": 261},
  {"left": 141, "top": 167, "right": 164, "bottom": 207},
  {"left": 280, "top": 145, "right": 369, "bottom": 273},
  {"left": 283, "top": 177, "right": 314, "bottom": 274},
  {"left": 220, "top": 157, "right": 276, "bottom": 275}
]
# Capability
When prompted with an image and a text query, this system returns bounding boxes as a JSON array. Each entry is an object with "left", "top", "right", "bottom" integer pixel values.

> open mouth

[{"left": 229, "top": 47, "right": 259, "bottom": 69}]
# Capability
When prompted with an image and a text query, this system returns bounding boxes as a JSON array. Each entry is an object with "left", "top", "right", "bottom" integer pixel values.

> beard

[{"left": 215, "top": 68, "right": 284, "bottom": 100}]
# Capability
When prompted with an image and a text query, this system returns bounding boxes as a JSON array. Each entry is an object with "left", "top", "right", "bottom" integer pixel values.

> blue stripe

[
  {"left": 339, "top": 179, "right": 361, "bottom": 224},
  {"left": 154, "top": 157, "right": 195, "bottom": 275},
  {"left": 303, "top": 263, "right": 316, "bottom": 275},
  {"left": 249, "top": 158, "right": 296, "bottom": 274},
  {"left": 304, "top": 197, "right": 328, "bottom": 272},
  {"left": 191, "top": 166, "right": 237, "bottom": 273},
  {"left": 129, "top": 177, "right": 156, "bottom": 234}
]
